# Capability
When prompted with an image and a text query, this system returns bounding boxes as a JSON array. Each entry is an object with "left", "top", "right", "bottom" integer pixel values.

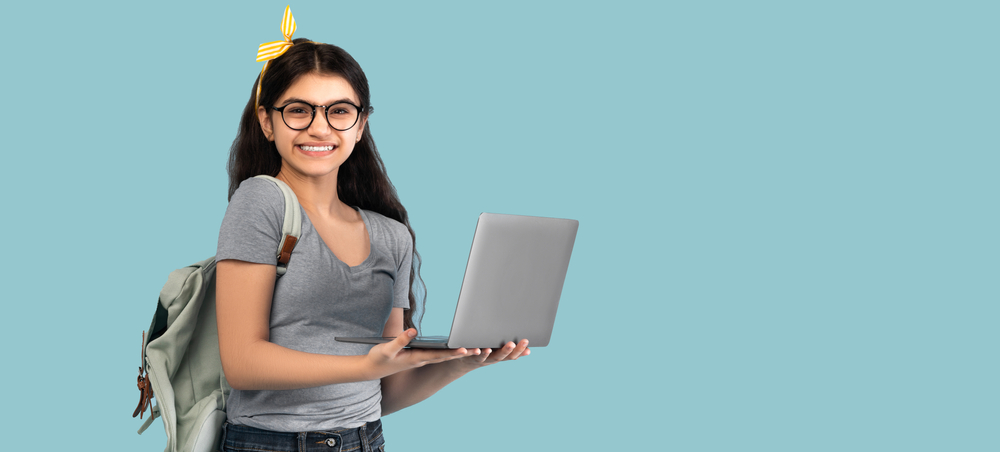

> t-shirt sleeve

[
  {"left": 393, "top": 223, "right": 414, "bottom": 309},
  {"left": 217, "top": 177, "right": 285, "bottom": 265}
]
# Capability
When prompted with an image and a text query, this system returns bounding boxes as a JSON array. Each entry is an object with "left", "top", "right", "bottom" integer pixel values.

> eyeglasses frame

[{"left": 271, "top": 101, "right": 365, "bottom": 132}]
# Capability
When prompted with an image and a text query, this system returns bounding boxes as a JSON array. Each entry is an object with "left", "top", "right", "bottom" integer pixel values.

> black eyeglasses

[{"left": 272, "top": 101, "right": 364, "bottom": 131}]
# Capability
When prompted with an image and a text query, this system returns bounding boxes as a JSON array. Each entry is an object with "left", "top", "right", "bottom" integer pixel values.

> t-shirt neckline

[{"left": 299, "top": 205, "right": 375, "bottom": 271}]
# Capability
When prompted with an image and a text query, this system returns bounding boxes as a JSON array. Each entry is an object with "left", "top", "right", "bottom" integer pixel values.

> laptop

[{"left": 336, "top": 212, "right": 578, "bottom": 349}]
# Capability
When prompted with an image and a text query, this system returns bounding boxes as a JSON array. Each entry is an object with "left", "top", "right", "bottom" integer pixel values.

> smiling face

[{"left": 257, "top": 72, "right": 367, "bottom": 182}]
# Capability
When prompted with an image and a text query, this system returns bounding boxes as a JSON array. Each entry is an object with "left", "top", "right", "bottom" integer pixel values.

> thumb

[{"left": 384, "top": 328, "right": 417, "bottom": 354}]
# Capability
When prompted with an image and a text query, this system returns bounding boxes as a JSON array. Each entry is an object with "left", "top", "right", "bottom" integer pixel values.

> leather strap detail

[
  {"left": 133, "top": 331, "right": 153, "bottom": 419},
  {"left": 134, "top": 366, "right": 153, "bottom": 418},
  {"left": 278, "top": 234, "right": 298, "bottom": 266}
]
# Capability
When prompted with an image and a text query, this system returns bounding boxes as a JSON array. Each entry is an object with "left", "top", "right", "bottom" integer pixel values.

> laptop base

[{"left": 335, "top": 336, "right": 453, "bottom": 349}]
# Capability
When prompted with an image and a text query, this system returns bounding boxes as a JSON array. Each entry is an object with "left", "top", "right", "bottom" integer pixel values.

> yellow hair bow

[{"left": 255, "top": 5, "right": 297, "bottom": 110}]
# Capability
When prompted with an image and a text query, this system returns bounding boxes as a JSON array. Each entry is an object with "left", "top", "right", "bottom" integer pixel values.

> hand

[
  {"left": 365, "top": 329, "right": 476, "bottom": 379},
  {"left": 450, "top": 339, "right": 530, "bottom": 373}
]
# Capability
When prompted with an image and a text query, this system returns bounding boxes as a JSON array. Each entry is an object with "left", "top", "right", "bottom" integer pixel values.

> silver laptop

[{"left": 336, "top": 212, "right": 578, "bottom": 349}]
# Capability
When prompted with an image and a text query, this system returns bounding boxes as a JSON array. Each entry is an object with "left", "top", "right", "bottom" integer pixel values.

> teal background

[{"left": 1, "top": 1, "right": 996, "bottom": 450}]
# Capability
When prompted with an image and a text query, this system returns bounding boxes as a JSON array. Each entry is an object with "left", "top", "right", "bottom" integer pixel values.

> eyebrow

[{"left": 277, "top": 97, "right": 360, "bottom": 106}]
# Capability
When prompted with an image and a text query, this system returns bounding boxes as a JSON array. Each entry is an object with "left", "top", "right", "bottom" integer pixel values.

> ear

[
  {"left": 257, "top": 105, "right": 275, "bottom": 141},
  {"left": 355, "top": 114, "right": 368, "bottom": 143}
]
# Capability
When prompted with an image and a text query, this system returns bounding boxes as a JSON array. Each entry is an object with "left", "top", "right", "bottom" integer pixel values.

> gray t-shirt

[{"left": 216, "top": 177, "right": 412, "bottom": 431}]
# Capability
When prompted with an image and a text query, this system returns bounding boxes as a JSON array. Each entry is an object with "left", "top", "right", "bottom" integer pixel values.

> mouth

[{"left": 296, "top": 144, "right": 338, "bottom": 156}]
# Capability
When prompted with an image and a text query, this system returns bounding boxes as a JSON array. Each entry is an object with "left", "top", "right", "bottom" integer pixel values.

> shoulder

[
  {"left": 230, "top": 177, "right": 285, "bottom": 207},
  {"left": 217, "top": 177, "right": 286, "bottom": 262},
  {"left": 222, "top": 177, "right": 286, "bottom": 230},
  {"left": 227, "top": 177, "right": 286, "bottom": 216}
]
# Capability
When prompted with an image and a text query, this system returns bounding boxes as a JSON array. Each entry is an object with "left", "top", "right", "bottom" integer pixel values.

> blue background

[{"left": 1, "top": 1, "right": 996, "bottom": 450}]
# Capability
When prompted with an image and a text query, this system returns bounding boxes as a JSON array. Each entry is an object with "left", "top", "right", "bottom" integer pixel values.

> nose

[{"left": 307, "top": 106, "right": 334, "bottom": 136}]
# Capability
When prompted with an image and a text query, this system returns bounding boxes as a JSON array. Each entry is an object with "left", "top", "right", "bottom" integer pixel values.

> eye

[
  {"left": 328, "top": 103, "right": 358, "bottom": 117},
  {"left": 281, "top": 102, "right": 313, "bottom": 119}
]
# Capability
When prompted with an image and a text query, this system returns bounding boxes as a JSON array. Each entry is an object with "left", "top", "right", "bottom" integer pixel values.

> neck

[{"left": 275, "top": 167, "right": 355, "bottom": 220}]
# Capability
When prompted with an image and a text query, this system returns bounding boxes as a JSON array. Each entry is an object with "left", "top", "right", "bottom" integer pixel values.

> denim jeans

[{"left": 219, "top": 419, "right": 386, "bottom": 452}]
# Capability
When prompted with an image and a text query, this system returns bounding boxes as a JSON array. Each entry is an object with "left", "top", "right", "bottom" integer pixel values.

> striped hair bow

[{"left": 255, "top": 5, "right": 298, "bottom": 110}]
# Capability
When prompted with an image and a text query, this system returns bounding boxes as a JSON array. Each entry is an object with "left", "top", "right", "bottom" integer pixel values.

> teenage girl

[{"left": 214, "top": 35, "right": 529, "bottom": 452}]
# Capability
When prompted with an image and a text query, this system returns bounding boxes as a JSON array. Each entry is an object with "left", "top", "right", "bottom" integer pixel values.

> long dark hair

[{"left": 228, "top": 39, "right": 425, "bottom": 331}]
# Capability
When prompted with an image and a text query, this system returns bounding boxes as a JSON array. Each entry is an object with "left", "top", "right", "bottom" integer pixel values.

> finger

[
  {"left": 440, "top": 348, "right": 474, "bottom": 364},
  {"left": 408, "top": 347, "right": 470, "bottom": 365},
  {"left": 464, "top": 348, "right": 487, "bottom": 364},
  {"left": 478, "top": 348, "right": 493, "bottom": 363},
  {"left": 506, "top": 339, "right": 530, "bottom": 360},
  {"left": 488, "top": 341, "right": 517, "bottom": 362}
]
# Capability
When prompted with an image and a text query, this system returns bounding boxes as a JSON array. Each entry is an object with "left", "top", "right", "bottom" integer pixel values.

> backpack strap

[
  {"left": 253, "top": 175, "right": 302, "bottom": 276},
  {"left": 136, "top": 404, "right": 160, "bottom": 435}
]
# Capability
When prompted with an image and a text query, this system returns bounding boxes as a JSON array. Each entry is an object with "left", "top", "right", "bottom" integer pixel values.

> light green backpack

[{"left": 133, "top": 175, "right": 301, "bottom": 452}]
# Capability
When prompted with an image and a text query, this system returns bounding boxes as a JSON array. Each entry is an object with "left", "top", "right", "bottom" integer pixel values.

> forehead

[{"left": 278, "top": 73, "right": 359, "bottom": 104}]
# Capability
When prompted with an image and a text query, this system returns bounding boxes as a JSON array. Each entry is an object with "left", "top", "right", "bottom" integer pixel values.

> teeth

[{"left": 300, "top": 145, "right": 334, "bottom": 151}]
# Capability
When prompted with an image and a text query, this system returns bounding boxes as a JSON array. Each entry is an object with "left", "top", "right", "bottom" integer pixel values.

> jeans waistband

[{"left": 220, "top": 419, "right": 384, "bottom": 452}]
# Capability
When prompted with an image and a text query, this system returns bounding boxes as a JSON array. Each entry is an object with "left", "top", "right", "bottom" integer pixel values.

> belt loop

[
  {"left": 218, "top": 422, "right": 228, "bottom": 452},
  {"left": 359, "top": 422, "right": 370, "bottom": 452}
]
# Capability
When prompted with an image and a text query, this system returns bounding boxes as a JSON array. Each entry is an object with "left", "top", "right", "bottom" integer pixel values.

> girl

[{"left": 215, "top": 14, "right": 529, "bottom": 452}]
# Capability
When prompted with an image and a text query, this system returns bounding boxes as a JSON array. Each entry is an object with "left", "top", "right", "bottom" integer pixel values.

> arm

[
  {"left": 216, "top": 259, "right": 471, "bottom": 390},
  {"left": 379, "top": 308, "right": 530, "bottom": 415}
]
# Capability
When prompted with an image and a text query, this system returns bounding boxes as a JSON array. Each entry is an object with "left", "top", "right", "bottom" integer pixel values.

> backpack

[{"left": 133, "top": 175, "right": 302, "bottom": 452}]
